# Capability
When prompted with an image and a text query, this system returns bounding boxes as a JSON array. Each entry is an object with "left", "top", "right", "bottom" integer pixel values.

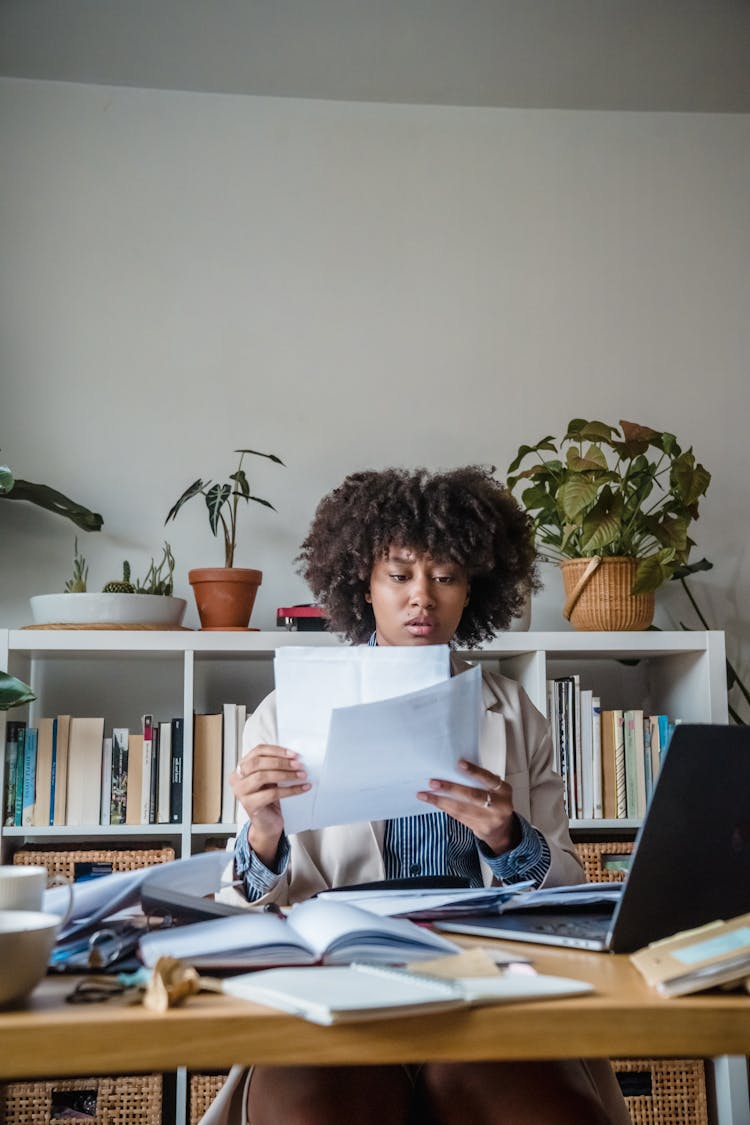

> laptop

[{"left": 437, "top": 724, "right": 750, "bottom": 953}]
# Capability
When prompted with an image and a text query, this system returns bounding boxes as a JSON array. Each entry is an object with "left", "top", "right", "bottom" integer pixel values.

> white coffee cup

[
  {"left": 0, "top": 910, "right": 62, "bottom": 1006},
  {"left": 0, "top": 865, "right": 48, "bottom": 911}
]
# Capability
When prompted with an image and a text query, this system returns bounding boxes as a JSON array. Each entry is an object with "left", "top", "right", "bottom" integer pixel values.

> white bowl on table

[{"left": 0, "top": 911, "right": 61, "bottom": 1007}]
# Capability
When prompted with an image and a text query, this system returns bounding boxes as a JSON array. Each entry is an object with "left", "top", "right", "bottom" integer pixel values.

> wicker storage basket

[
  {"left": 612, "top": 1059, "right": 708, "bottom": 1125},
  {"left": 189, "top": 1072, "right": 230, "bottom": 1125},
  {"left": 576, "top": 841, "right": 635, "bottom": 884},
  {"left": 13, "top": 845, "right": 175, "bottom": 880},
  {"left": 560, "top": 557, "right": 655, "bottom": 631},
  {"left": 0, "top": 1074, "right": 162, "bottom": 1125}
]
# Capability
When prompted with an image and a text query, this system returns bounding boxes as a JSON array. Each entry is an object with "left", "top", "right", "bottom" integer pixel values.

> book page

[{"left": 286, "top": 899, "right": 460, "bottom": 963}]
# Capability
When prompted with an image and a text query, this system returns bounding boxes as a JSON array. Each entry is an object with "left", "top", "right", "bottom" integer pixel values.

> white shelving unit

[
  {"left": 2, "top": 627, "right": 743, "bottom": 1125},
  {"left": 0, "top": 627, "right": 728, "bottom": 860}
]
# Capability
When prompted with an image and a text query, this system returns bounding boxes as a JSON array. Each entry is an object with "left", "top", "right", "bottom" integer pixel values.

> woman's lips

[{"left": 405, "top": 620, "right": 436, "bottom": 636}]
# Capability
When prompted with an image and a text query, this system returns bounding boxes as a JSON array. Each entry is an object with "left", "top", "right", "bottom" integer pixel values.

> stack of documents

[{"left": 274, "top": 646, "right": 481, "bottom": 834}]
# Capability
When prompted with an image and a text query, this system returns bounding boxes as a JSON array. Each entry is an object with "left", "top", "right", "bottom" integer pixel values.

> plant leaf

[
  {"left": 620, "top": 420, "right": 660, "bottom": 445},
  {"left": 235, "top": 449, "right": 285, "bottom": 466},
  {"left": 557, "top": 477, "right": 599, "bottom": 521},
  {"left": 2, "top": 480, "right": 103, "bottom": 532},
  {"left": 670, "top": 557, "right": 713, "bottom": 580},
  {"left": 568, "top": 421, "right": 616, "bottom": 442},
  {"left": 506, "top": 438, "right": 557, "bottom": 475},
  {"left": 633, "top": 549, "right": 676, "bottom": 593},
  {"left": 205, "top": 483, "right": 231, "bottom": 535},
  {"left": 165, "top": 479, "right": 205, "bottom": 524},
  {"left": 565, "top": 446, "right": 609, "bottom": 472},
  {"left": 579, "top": 490, "right": 624, "bottom": 552},
  {"left": 0, "top": 671, "right": 36, "bottom": 711},
  {"left": 248, "top": 495, "right": 277, "bottom": 511},
  {"left": 231, "top": 470, "right": 250, "bottom": 499}
]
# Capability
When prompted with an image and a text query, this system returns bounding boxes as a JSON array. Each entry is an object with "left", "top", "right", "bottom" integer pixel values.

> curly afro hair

[{"left": 297, "top": 466, "right": 539, "bottom": 647}]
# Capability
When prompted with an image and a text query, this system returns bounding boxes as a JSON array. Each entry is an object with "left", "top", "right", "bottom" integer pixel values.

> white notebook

[{"left": 222, "top": 963, "right": 594, "bottom": 1025}]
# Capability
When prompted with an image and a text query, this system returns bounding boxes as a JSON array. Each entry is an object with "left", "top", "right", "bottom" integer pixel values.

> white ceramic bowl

[
  {"left": 0, "top": 910, "right": 61, "bottom": 1006},
  {"left": 29, "top": 592, "right": 187, "bottom": 627}
]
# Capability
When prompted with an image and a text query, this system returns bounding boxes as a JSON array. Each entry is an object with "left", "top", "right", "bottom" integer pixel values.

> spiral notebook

[{"left": 222, "top": 963, "right": 593, "bottom": 1025}]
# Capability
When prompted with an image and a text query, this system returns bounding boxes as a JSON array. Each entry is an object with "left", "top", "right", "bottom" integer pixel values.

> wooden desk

[{"left": 0, "top": 941, "right": 747, "bottom": 1079}]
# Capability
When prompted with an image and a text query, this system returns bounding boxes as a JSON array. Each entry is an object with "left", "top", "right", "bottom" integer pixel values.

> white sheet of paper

[
  {"left": 311, "top": 666, "right": 481, "bottom": 829},
  {"left": 276, "top": 645, "right": 452, "bottom": 833}
]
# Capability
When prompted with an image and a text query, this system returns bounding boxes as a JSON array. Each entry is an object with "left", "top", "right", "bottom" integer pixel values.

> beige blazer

[{"left": 217, "top": 660, "right": 583, "bottom": 909}]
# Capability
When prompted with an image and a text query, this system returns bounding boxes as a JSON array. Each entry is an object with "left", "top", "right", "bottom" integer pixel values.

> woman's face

[{"left": 366, "top": 546, "right": 470, "bottom": 647}]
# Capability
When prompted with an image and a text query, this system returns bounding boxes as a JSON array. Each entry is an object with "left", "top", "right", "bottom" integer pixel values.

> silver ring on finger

[{"left": 483, "top": 792, "right": 492, "bottom": 809}]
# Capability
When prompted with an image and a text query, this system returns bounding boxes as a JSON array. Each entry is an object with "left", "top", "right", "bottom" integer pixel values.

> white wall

[{"left": 1, "top": 79, "right": 748, "bottom": 711}]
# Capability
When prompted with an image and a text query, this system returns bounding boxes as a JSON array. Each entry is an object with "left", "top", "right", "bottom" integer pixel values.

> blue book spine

[
  {"left": 14, "top": 726, "right": 26, "bottom": 826},
  {"left": 21, "top": 728, "right": 38, "bottom": 827},
  {"left": 49, "top": 718, "right": 58, "bottom": 824},
  {"left": 657, "top": 714, "right": 670, "bottom": 760}
]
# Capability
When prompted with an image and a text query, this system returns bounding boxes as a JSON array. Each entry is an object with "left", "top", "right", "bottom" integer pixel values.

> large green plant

[
  {"left": 165, "top": 448, "right": 284, "bottom": 568},
  {"left": 0, "top": 458, "right": 103, "bottom": 532},
  {"left": 506, "top": 419, "right": 711, "bottom": 594}
]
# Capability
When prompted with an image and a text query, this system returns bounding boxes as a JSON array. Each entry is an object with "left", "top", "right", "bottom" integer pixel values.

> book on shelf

[
  {"left": 141, "top": 714, "right": 155, "bottom": 825},
  {"left": 65, "top": 717, "right": 105, "bottom": 826},
  {"left": 110, "top": 727, "right": 129, "bottom": 825},
  {"left": 591, "top": 696, "right": 602, "bottom": 819},
  {"left": 138, "top": 897, "right": 464, "bottom": 971},
  {"left": 222, "top": 961, "right": 593, "bottom": 1026},
  {"left": 100, "top": 736, "right": 113, "bottom": 826},
  {"left": 21, "top": 727, "right": 38, "bottom": 827},
  {"left": 52, "top": 714, "right": 71, "bottom": 826},
  {"left": 3, "top": 720, "right": 25, "bottom": 826},
  {"left": 125, "top": 733, "right": 144, "bottom": 826},
  {"left": 221, "top": 702, "right": 239, "bottom": 824},
  {"left": 192, "top": 711, "right": 223, "bottom": 824},
  {"left": 169, "top": 717, "right": 184, "bottom": 824},
  {"left": 157, "top": 720, "right": 172, "bottom": 824},
  {"left": 13, "top": 724, "right": 26, "bottom": 826},
  {"left": 579, "top": 688, "right": 594, "bottom": 820},
  {"left": 32, "top": 718, "right": 55, "bottom": 828},
  {"left": 623, "top": 709, "right": 645, "bottom": 819}
]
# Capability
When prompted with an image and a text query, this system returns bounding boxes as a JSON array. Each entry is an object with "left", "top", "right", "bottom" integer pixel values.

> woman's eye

[
  {"left": 434, "top": 575, "right": 455, "bottom": 584},
  {"left": 390, "top": 573, "right": 408, "bottom": 582}
]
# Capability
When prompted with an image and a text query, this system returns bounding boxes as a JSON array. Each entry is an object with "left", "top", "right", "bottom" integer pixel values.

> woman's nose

[{"left": 409, "top": 579, "right": 435, "bottom": 607}]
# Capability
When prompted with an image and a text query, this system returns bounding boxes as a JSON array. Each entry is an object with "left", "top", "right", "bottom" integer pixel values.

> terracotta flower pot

[
  {"left": 560, "top": 557, "right": 654, "bottom": 631},
  {"left": 188, "top": 568, "right": 262, "bottom": 630}
]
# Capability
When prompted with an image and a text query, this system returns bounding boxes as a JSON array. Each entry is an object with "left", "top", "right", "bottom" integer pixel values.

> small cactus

[
  {"left": 102, "top": 561, "right": 135, "bottom": 594},
  {"left": 64, "top": 538, "right": 88, "bottom": 593}
]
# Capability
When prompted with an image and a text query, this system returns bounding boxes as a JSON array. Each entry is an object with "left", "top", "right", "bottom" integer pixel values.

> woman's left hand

[{"left": 417, "top": 758, "right": 521, "bottom": 856}]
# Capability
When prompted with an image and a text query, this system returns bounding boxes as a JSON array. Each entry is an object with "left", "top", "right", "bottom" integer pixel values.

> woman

[{"left": 219, "top": 466, "right": 629, "bottom": 1125}]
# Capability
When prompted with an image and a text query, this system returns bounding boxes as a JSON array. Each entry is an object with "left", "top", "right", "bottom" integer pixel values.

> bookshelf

[{"left": 0, "top": 627, "right": 728, "bottom": 859}]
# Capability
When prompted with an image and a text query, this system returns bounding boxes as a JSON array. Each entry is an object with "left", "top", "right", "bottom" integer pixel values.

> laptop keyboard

[{"left": 531, "top": 917, "right": 608, "bottom": 939}]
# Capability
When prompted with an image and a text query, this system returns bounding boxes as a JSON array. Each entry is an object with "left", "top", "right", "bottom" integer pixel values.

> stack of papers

[{"left": 316, "top": 884, "right": 532, "bottom": 920}]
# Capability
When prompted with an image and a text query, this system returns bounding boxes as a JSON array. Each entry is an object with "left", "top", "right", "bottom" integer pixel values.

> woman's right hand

[{"left": 231, "top": 744, "right": 310, "bottom": 867}]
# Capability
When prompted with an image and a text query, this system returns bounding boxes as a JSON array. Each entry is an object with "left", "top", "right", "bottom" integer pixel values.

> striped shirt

[{"left": 236, "top": 636, "right": 551, "bottom": 899}]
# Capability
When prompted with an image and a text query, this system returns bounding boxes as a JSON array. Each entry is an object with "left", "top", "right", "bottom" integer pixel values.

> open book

[
  {"left": 222, "top": 962, "right": 594, "bottom": 1025},
  {"left": 138, "top": 898, "right": 462, "bottom": 969}
]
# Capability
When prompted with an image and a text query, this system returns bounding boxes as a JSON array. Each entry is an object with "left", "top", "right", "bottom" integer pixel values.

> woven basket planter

[{"left": 560, "top": 557, "right": 655, "bottom": 631}]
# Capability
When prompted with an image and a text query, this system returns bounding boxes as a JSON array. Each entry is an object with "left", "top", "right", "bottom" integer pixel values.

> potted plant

[
  {"left": 506, "top": 419, "right": 711, "bottom": 630},
  {"left": 28, "top": 541, "right": 187, "bottom": 628},
  {"left": 165, "top": 448, "right": 284, "bottom": 629}
]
